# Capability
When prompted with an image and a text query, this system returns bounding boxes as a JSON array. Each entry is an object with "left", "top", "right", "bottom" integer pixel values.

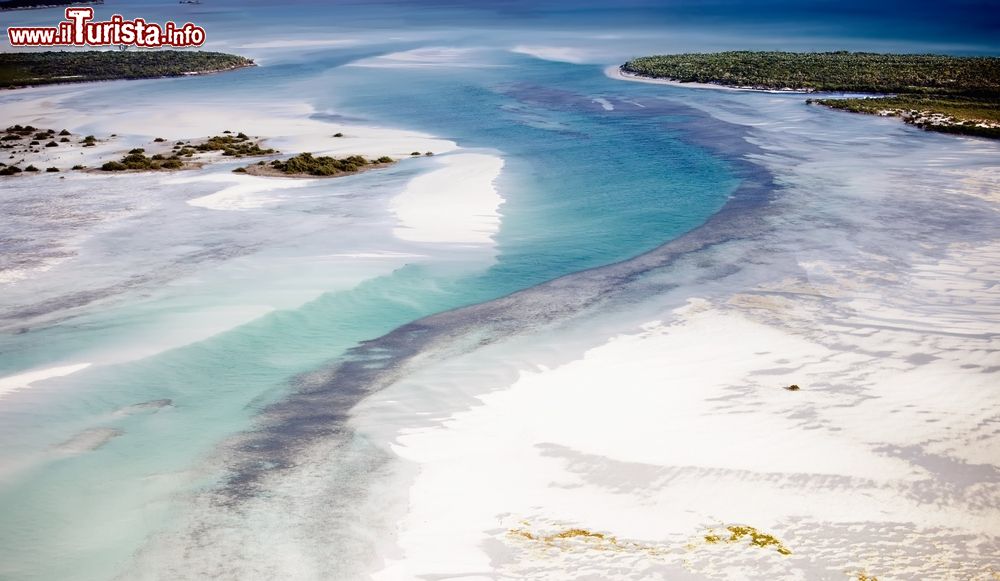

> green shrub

[
  {"left": 194, "top": 134, "right": 274, "bottom": 156},
  {"left": 267, "top": 153, "right": 389, "bottom": 176}
]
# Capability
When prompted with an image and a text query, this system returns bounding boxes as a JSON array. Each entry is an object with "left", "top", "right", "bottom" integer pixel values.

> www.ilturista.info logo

[{"left": 7, "top": 7, "right": 206, "bottom": 47}]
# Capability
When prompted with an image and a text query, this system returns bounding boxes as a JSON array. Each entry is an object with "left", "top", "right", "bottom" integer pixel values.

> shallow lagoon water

[
  {"left": 1, "top": 1, "right": 998, "bottom": 579},
  {"left": 1, "top": 9, "right": 737, "bottom": 581}
]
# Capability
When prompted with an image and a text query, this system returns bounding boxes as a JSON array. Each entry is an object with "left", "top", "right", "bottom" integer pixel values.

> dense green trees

[
  {"left": 621, "top": 52, "right": 1000, "bottom": 94},
  {"left": 0, "top": 51, "right": 254, "bottom": 88},
  {"left": 622, "top": 51, "right": 1000, "bottom": 139}
]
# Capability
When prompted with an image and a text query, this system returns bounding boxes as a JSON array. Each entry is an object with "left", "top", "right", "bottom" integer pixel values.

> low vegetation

[
  {"left": 3, "top": 124, "right": 56, "bottom": 139},
  {"left": 149, "top": 132, "right": 277, "bottom": 167},
  {"left": 622, "top": 51, "right": 1000, "bottom": 138},
  {"left": 0, "top": 51, "right": 254, "bottom": 89},
  {"left": 622, "top": 52, "right": 1000, "bottom": 94},
  {"left": 251, "top": 152, "right": 394, "bottom": 177},
  {"left": 190, "top": 133, "right": 276, "bottom": 156},
  {"left": 811, "top": 95, "right": 1000, "bottom": 138},
  {"left": 1, "top": 124, "right": 73, "bottom": 175},
  {"left": 101, "top": 151, "right": 184, "bottom": 172}
]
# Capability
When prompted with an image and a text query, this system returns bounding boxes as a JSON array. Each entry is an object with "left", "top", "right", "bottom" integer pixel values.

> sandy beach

[
  {"left": 0, "top": 79, "right": 470, "bottom": 317},
  {"left": 606, "top": 66, "right": 816, "bottom": 93},
  {"left": 0, "top": 363, "right": 92, "bottom": 400},
  {"left": 352, "top": 81, "right": 1000, "bottom": 580},
  {"left": 369, "top": 248, "right": 1000, "bottom": 578},
  {"left": 2, "top": 3, "right": 998, "bottom": 579},
  {"left": 390, "top": 153, "right": 505, "bottom": 245},
  {"left": 87, "top": 69, "right": 1000, "bottom": 581}
]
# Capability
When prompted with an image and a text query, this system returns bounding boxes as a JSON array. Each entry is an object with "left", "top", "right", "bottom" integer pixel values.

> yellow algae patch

[
  {"left": 507, "top": 523, "right": 668, "bottom": 557},
  {"left": 700, "top": 524, "right": 792, "bottom": 556},
  {"left": 856, "top": 573, "right": 879, "bottom": 581},
  {"left": 508, "top": 526, "right": 618, "bottom": 549},
  {"left": 510, "top": 528, "right": 538, "bottom": 541},
  {"left": 552, "top": 528, "right": 609, "bottom": 541}
]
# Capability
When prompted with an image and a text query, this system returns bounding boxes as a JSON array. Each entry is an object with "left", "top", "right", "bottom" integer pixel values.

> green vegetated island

[
  {"left": 0, "top": 125, "right": 409, "bottom": 178},
  {"left": 621, "top": 52, "right": 1000, "bottom": 138},
  {"left": 0, "top": 50, "right": 254, "bottom": 89},
  {"left": 99, "top": 132, "right": 276, "bottom": 172},
  {"left": 0, "top": 52, "right": 408, "bottom": 177}
]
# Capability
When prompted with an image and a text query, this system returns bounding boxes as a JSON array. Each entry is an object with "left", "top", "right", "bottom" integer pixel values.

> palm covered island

[{"left": 622, "top": 51, "right": 1000, "bottom": 138}]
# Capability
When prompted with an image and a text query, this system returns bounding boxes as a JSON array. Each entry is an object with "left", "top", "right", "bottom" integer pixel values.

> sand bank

[
  {"left": 0, "top": 83, "right": 457, "bottom": 165},
  {"left": 178, "top": 173, "right": 317, "bottom": 210},
  {"left": 607, "top": 65, "right": 815, "bottom": 93},
  {"left": 371, "top": 240, "right": 1000, "bottom": 579},
  {"left": 390, "top": 153, "right": 505, "bottom": 245},
  {"left": 361, "top": 83, "right": 1000, "bottom": 580},
  {"left": 0, "top": 363, "right": 91, "bottom": 400}
]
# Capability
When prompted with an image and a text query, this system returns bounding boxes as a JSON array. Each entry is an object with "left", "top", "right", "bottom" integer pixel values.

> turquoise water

[
  {"left": 17, "top": 2, "right": 1000, "bottom": 579},
  {"left": 0, "top": 26, "right": 737, "bottom": 581},
  {"left": 5, "top": 0, "right": 993, "bottom": 578}
]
